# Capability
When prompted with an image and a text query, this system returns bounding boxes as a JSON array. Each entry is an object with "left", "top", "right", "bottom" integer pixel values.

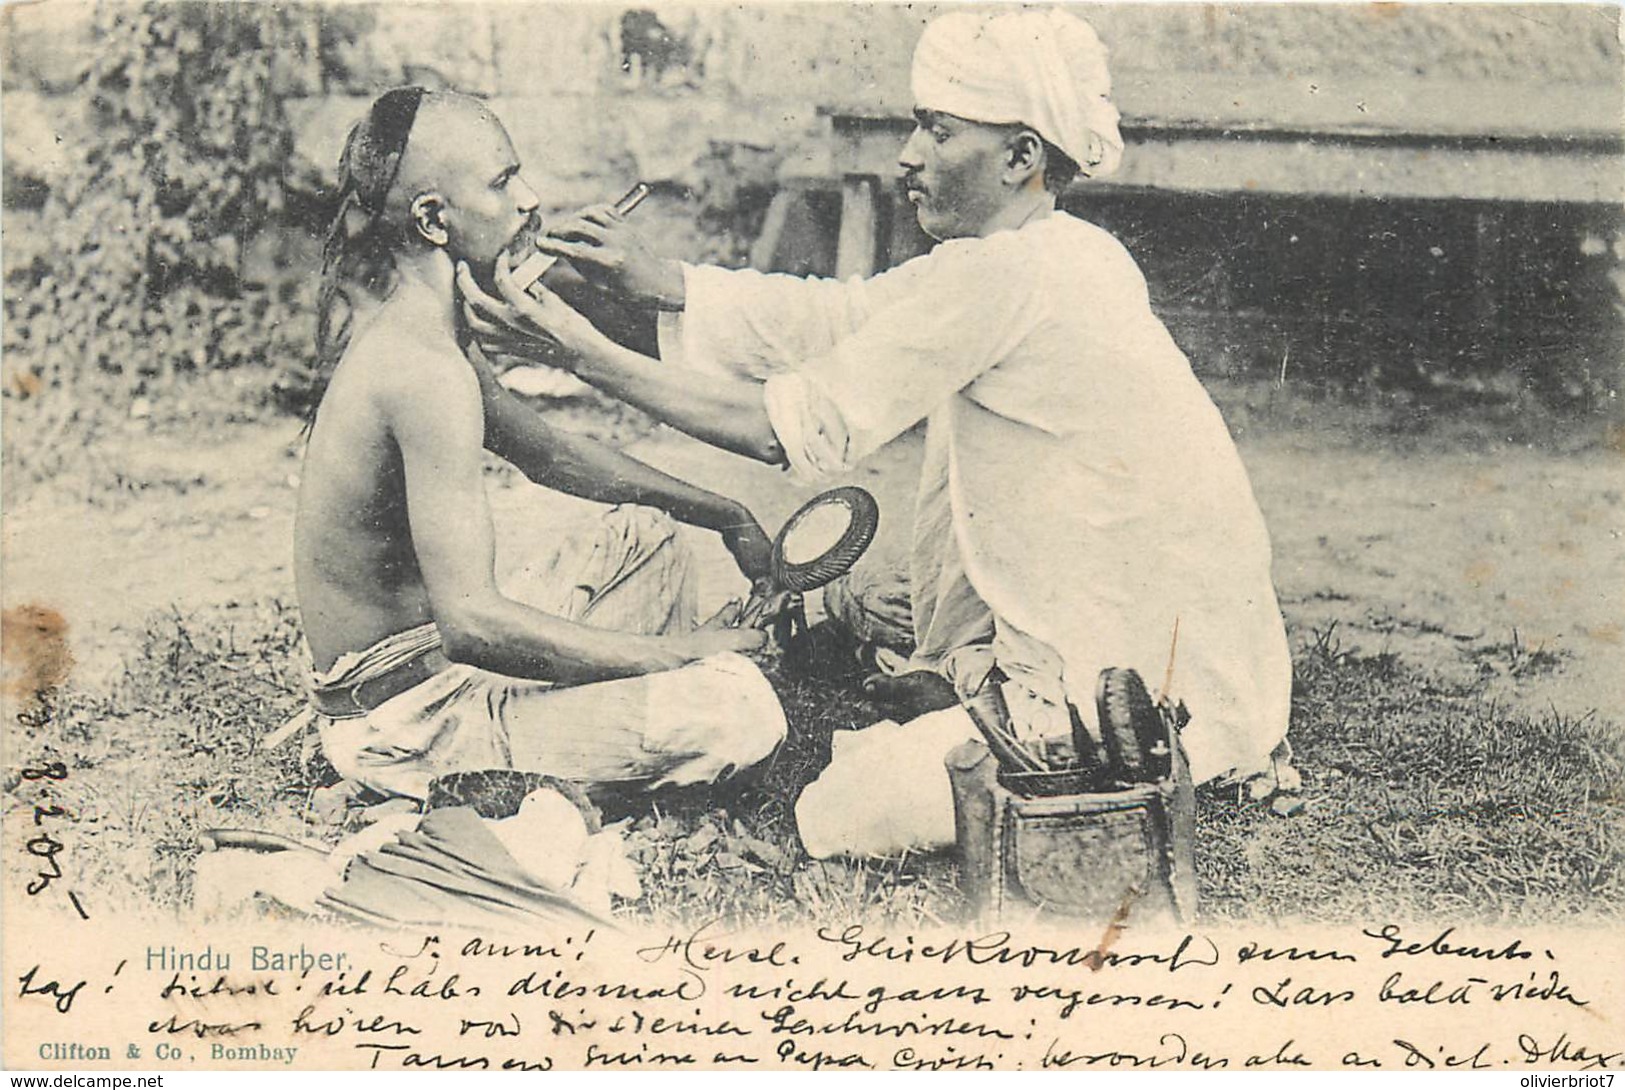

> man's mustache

[{"left": 508, "top": 214, "right": 545, "bottom": 254}]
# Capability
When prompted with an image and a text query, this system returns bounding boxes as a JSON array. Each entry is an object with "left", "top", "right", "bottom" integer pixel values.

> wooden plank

[
  {"left": 836, "top": 175, "right": 880, "bottom": 280},
  {"left": 826, "top": 120, "right": 1625, "bottom": 204},
  {"left": 1114, "top": 75, "right": 1624, "bottom": 144},
  {"left": 821, "top": 75, "right": 1624, "bottom": 143},
  {"left": 748, "top": 189, "right": 796, "bottom": 272},
  {"left": 1114, "top": 137, "right": 1625, "bottom": 204}
]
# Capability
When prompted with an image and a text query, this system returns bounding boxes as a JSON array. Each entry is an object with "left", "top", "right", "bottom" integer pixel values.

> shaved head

[{"left": 387, "top": 92, "right": 510, "bottom": 218}]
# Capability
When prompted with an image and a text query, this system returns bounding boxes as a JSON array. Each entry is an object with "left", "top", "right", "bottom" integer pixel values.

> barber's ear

[
  {"left": 410, "top": 193, "right": 449, "bottom": 247},
  {"left": 1003, "top": 130, "right": 1044, "bottom": 186}
]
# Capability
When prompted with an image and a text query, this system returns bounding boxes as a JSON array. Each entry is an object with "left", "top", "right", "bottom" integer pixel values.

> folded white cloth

[{"left": 795, "top": 706, "right": 980, "bottom": 859}]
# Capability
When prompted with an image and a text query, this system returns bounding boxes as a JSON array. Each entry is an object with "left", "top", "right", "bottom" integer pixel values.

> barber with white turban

[{"left": 461, "top": 9, "right": 1296, "bottom": 857}]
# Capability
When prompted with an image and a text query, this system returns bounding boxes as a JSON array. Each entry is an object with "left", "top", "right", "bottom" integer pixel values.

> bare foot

[{"left": 862, "top": 670, "right": 958, "bottom": 720}]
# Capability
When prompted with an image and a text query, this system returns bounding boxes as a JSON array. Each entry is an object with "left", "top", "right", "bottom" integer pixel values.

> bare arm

[
  {"left": 467, "top": 348, "right": 774, "bottom": 579},
  {"left": 562, "top": 337, "right": 785, "bottom": 466},
  {"left": 382, "top": 351, "right": 761, "bottom": 684},
  {"left": 458, "top": 261, "right": 786, "bottom": 466},
  {"left": 534, "top": 256, "right": 661, "bottom": 356}
]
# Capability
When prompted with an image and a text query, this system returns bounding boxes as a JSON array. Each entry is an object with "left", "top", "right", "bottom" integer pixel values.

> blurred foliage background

[{"left": 2, "top": 4, "right": 356, "bottom": 480}]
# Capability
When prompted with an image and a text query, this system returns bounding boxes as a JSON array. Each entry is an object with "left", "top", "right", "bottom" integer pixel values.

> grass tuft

[{"left": 1196, "top": 626, "right": 1623, "bottom": 922}]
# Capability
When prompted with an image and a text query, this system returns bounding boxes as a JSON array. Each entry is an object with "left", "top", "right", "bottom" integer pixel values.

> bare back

[{"left": 294, "top": 303, "right": 481, "bottom": 671}]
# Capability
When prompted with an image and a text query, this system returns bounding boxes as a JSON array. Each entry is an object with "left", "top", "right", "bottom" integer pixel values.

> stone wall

[{"left": 6, "top": 2, "right": 1620, "bottom": 209}]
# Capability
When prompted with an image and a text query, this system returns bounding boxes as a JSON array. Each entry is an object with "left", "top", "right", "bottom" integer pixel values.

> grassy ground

[
  {"left": 1200, "top": 623, "right": 1621, "bottom": 922},
  {"left": 8, "top": 596, "right": 1619, "bottom": 928}
]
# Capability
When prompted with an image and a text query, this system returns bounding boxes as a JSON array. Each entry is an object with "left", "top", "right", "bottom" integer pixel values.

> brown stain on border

[{"left": 2, "top": 603, "right": 74, "bottom": 704}]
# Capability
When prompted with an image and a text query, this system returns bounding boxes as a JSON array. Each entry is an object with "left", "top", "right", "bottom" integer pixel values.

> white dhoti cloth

[{"left": 309, "top": 506, "right": 786, "bottom": 800}]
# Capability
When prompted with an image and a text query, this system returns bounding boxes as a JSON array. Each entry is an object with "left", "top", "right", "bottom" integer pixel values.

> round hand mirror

[
  {"left": 734, "top": 486, "right": 880, "bottom": 633},
  {"left": 772, "top": 486, "right": 880, "bottom": 593}
]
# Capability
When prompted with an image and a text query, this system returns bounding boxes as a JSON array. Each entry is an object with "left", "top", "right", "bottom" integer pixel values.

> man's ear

[
  {"left": 410, "top": 193, "right": 449, "bottom": 247},
  {"left": 1003, "top": 130, "right": 1045, "bottom": 188}
]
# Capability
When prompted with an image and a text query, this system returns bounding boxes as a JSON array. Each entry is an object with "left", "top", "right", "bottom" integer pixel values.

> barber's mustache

[{"left": 898, "top": 172, "right": 927, "bottom": 195}]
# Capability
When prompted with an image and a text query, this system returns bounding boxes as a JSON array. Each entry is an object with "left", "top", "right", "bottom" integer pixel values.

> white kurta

[{"left": 660, "top": 212, "right": 1291, "bottom": 784}]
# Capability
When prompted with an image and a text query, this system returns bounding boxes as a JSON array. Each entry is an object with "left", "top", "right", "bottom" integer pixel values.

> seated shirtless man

[{"left": 293, "top": 87, "right": 783, "bottom": 801}]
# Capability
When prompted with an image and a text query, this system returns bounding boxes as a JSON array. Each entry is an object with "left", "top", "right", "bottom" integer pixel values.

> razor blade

[{"left": 511, "top": 182, "right": 651, "bottom": 296}]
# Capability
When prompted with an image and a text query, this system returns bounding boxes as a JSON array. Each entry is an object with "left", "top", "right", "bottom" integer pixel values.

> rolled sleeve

[{"left": 762, "top": 371, "right": 851, "bottom": 481}]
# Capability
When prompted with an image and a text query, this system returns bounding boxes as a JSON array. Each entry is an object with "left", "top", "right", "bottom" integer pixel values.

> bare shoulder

[{"left": 347, "top": 322, "right": 482, "bottom": 435}]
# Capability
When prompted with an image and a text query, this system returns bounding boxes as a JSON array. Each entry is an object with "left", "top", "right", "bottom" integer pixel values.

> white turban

[{"left": 910, "top": 8, "right": 1124, "bottom": 178}]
